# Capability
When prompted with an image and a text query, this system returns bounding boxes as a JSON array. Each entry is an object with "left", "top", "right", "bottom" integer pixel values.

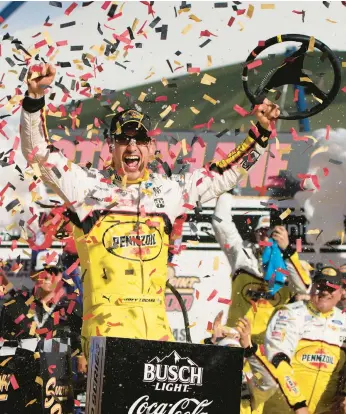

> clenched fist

[
  {"left": 27, "top": 63, "right": 56, "bottom": 99},
  {"left": 254, "top": 98, "right": 280, "bottom": 131}
]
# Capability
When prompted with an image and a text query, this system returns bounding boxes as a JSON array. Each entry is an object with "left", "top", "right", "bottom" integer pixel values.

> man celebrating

[
  {"left": 265, "top": 266, "right": 346, "bottom": 414},
  {"left": 20, "top": 63, "right": 279, "bottom": 354}
]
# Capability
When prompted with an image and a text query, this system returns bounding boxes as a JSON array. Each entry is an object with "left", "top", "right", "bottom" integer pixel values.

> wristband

[
  {"left": 23, "top": 92, "right": 45, "bottom": 113},
  {"left": 248, "top": 122, "right": 272, "bottom": 148}
]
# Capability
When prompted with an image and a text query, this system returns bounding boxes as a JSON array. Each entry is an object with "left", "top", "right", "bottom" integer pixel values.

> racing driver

[
  {"left": 20, "top": 63, "right": 280, "bottom": 354},
  {"left": 264, "top": 266, "right": 346, "bottom": 414}
]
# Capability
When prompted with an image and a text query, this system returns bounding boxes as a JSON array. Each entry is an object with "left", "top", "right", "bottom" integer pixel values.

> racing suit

[
  {"left": 20, "top": 96, "right": 270, "bottom": 353},
  {"left": 265, "top": 301, "right": 346, "bottom": 413},
  {"left": 213, "top": 192, "right": 311, "bottom": 345}
]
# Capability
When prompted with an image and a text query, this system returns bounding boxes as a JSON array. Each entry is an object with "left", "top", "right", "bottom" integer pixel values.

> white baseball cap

[
  {"left": 254, "top": 216, "right": 271, "bottom": 232},
  {"left": 34, "top": 250, "right": 61, "bottom": 271}
]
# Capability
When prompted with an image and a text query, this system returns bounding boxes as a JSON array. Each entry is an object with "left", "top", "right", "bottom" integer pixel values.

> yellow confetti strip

[
  {"left": 29, "top": 321, "right": 37, "bottom": 336},
  {"left": 207, "top": 55, "right": 212, "bottom": 67},
  {"left": 132, "top": 18, "right": 139, "bottom": 32},
  {"left": 164, "top": 119, "right": 174, "bottom": 128},
  {"left": 161, "top": 77, "right": 169, "bottom": 87},
  {"left": 201, "top": 74, "right": 216, "bottom": 85},
  {"left": 190, "top": 106, "right": 200, "bottom": 114},
  {"left": 203, "top": 94, "right": 217, "bottom": 105},
  {"left": 178, "top": 7, "right": 190, "bottom": 14},
  {"left": 307, "top": 229, "right": 320, "bottom": 235},
  {"left": 275, "top": 137, "right": 280, "bottom": 151},
  {"left": 160, "top": 105, "right": 172, "bottom": 118},
  {"left": 181, "top": 139, "right": 188, "bottom": 155},
  {"left": 182, "top": 24, "right": 193, "bottom": 35},
  {"left": 247, "top": 4, "right": 254, "bottom": 18},
  {"left": 188, "top": 322, "right": 197, "bottom": 328},
  {"left": 342, "top": 62, "right": 346, "bottom": 68},
  {"left": 25, "top": 295, "right": 35, "bottom": 306},
  {"left": 213, "top": 256, "right": 219, "bottom": 271},
  {"left": 35, "top": 376, "right": 43, "bottom": 386},
  {"left": 300, "top": 77, "right": 312, "bottom": 83},
  {"left": 326, "top": 18, "right": 337, "bottom": 23},
  {"left": 187, "top": 240, "right": 199, "bottom": 246},
  {"left": 51, "top": 134, "right": 63, "bottom": 141},
  {"left": 111, "top": 100, "right": 120, "bottom": 111},
  {"left": 0, "top": 357, "right": 12, "bottom": 367},
  {"left": 308, "top": 36, "right": 315, "bottom": 53},
  {"left": 279, "top": 208, "right": 291, "bottom": 220},
  {"left": 261, "top": 3, "right": 275, "bottom": 9},
  {"left": 144, "top": 71, "right": 155, "bottom": 80},
  {"left": 34, "top": 352, "right": 40, "bottom": 359},
  {"left": 189, "top": 14, "right": 202, "bottom": 22},
  {"left": 31, "top": 163, "right": 42, "bottom": 178},
  {"left": 25, "top": 399, "right": 37, "bottom": 407},
  {"left": 337, "top": 231, "right": 345, "bottom": 244},
  {"left": 138, "top": 92, "right": 147, "bottom": 102}
]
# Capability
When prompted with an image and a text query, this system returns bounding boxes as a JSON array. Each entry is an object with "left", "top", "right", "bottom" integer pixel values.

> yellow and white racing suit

[
  {"left": 213, "top": 192, "right": 311, "bottom": 345},
  {"left": 20, "top": 96, "right": 270, "bottom": 353},
  {"left": 265, "top": 301, "right": 346, "bottom": 413}
]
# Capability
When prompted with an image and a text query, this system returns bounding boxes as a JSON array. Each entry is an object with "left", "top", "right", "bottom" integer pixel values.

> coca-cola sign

[{"left": 86, "top": 337, "right": 243, "bottom": 414}]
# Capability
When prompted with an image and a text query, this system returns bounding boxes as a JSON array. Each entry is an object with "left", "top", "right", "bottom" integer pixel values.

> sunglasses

[
  {"left": 315, "top": 281, "right": 340, "bottom": 294},
  {"left": 112, "top": 130, "right": 151, "bottom": 146}
]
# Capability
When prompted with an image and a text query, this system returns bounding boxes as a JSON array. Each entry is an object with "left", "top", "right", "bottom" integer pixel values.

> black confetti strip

[
  {"left": 125, "top": 269, "right": 134, "bottom": 275},
  {"left": 160, "top": 25, "right": 168, "bottom": 40},
  {"left": 49, "top": 1, "right": 62, "bottom": 7},
  {"left": 199, "top": 39, "right": 212, "bottom": 48},
  {"left": 19, "top": 67, "right": 27, "bottom": 82},
  {"left": 211, "top": 214, "right": 222, "bottom": 223},
  {"left": 82, "top": 1, "right": 93, "bottom": 6},
  {"left": 97, "top": 22, "right": 103, "bottom": 35},
  {"left": 58, "top": 61, "right": 72, "bottom": 67},
  {"left": 175, "top": 50, "right": 182, "bottom": 56},
  {"left": 166, "top": 59, "right": 174, "bottom": 73},
  {"left": 5, "top": 57, "right": 15, "bottom": 67},
  {"left": 5, "top": 199, "right": 20, "bottom": 212},
  {"left": 329, "top": 158, "right": 343, "bottom": 165},
  {"left": 216, "top": 129, "right": 229, "bottom": 138},
  {"left": 149, "top": 16, "right": 161, "bottom": 28},
  {"left": 214, "top": 2, "right": 228, "bottom": 7},
  {"left": 127, "top": 26, "right": 134, "bottom": 40},
  {"left": 107, "top": 3, "right": 117, "bottom": 18},
  {"left": 135, "top": 43, "right": 142, "bottom": 48},
  {"left": 323, "top": 1, "right": 330, "bottom": 7},
  {"left": 115, "top": 62, "right": 127, "bottom": 70},
  {"left": 60, "top": 21, "right": 76, "bottom": 28},
  {"left": 70, "top": 45, "right": 83, "bottom": 51},
  {"left": 52, "top": 166, "right": 62, "bottom": 178}
]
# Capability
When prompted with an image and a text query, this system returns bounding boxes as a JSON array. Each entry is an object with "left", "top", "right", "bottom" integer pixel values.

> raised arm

[
  {"left": 20, "top": 64, "right": 94, "bottom": 212},
  {"left": 212, "top": 192, "right": 261, "bottom": 277},
  {"left": 180, "top": 100, "right": 280, "bottom": 210}
]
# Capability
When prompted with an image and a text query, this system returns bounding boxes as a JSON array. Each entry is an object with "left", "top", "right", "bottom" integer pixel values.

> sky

[{"left": 1, "top": 0, "right": 346, "bottom": 95}]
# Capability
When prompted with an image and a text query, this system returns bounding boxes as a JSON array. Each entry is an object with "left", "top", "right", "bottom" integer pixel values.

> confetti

[
  {"left": 207, "top": 289, "right": 218, "bottom": 301},
  {"left": 296, "top": 238, "right": 302, "bottom": 253},
  {"left": 247, "top": 4, "right": 254, "bottom": 18},
  {"left": 261, "top": 4, "right": 275, "bottom": 9},
  {"left": 199, "top": 39, "right": 212, "bottom": 48},
  {"left": 218, "top": 297, "right": 232, "bottom": 305},
  {"left": 233, "top": 104, "right": 249, "bottom": 117},
  {"left": 279, "top": 208, "right": 291, "bottom": 220},
  {"left": 247, "top": 60, "right": 263, "bottom": 70},
  {"left": 203, "top": 94, "right": 217, "bottom": 105}
]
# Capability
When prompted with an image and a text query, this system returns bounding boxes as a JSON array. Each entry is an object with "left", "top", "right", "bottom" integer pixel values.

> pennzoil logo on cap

[{"left": 321, "top": 268, "right": 337, "bottom": 277}]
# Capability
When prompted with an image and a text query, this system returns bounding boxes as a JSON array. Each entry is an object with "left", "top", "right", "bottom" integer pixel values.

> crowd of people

[{"left": 0, "top": 62, "right": 345, "bottom": 414}]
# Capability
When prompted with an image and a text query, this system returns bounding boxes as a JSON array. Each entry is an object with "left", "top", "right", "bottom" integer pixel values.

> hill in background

[{"left": 47, "top": 51, "right": 346, "bottom": 134}]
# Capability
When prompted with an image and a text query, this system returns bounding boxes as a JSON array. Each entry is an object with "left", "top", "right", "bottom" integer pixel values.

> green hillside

[{"left": 47, "top": 51, "right": 346, "bottom": 134}]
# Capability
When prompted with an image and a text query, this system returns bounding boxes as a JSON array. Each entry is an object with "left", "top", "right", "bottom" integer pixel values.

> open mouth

[{"left": 123, "top": 154, "right": 140, "bottom": 171}]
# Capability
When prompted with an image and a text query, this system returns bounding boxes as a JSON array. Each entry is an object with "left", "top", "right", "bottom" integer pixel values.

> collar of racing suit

[
  {"left": 307, "top": 301, "right": 334, "bottom": 318},
  {"left": 112, "top": 168, "right": 150, "bottom": 185}
]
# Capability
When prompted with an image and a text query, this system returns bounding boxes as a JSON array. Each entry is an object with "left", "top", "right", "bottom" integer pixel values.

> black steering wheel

[{"left": 242, "top": 34, "right": 342, "bottom": 120}]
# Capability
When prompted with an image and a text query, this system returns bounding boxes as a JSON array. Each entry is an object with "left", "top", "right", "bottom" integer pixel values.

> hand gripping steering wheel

[{"left": 242, "top": 34, "right": 342, "bottom": 120}]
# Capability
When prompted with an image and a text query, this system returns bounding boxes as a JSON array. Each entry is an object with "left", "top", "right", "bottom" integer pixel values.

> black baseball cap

[
  {"left": 110, "top": 109, "right": 151, "bottom": 138},
  {"left": 313, "top": 266, "right": 344, "bottom": 286}
]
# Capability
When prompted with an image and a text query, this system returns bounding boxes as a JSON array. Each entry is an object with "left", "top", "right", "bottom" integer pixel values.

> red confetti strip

[
  {"left": 228, "top": 16, "right": 235, "bottom": 27},
  {"left": 159, "top": 335, "right": 170, "bottom": 341},
  {"left": 101, "top": 1, "right": 111, "bottom": 10},
  {"left": 107, "top": 322, "right": 122, "bottom": 327},
  {"left": 10, "top": 375, "right": 19, "bottom": 390},
  {"left": 200, "top": 30, "right": 217, "bottom": 37},
  {"left": 53, "top": 311, "right": 59, "bottom": 325},
  {"left": 207, "top": 289, "right": 218, "bottom": 301},
  {"left": 67, "top": 300, "right": 76, "bottom": 315},
  {"left": 34, "top": 39, "right": 47, "bottom": 49},
  {"left": 207, "top": 321, "right": 213, "bottom": 331},
  {"left": 65, "top": 258, "right": 80, "bottom": 275},
  {"left": 82, "top": 313, "right": 95, "bottom": 321},
  {"left": 276, "top": 268, "right": 290, "bottom": 276},
  {"left": 155, "top": 96, "right": 167, "bottom": 102},
  {"left": 218, "top": 297, "right": 232, "bottom": 305},
  {"left": 65, "top": 2, "right": 78, "bottom": 15},
  {"left": 341, "top": 87, "right": 346, "bottom": 93},
  {"left": 233, "top": 104, "right": 249, "bottom": 117},
  {"left": 323, "top": 167, "right": 329, "bottom": 176},
  {"left": 14, "top": 314, "right": 25, "bottom": 324},
  {"left": 56, "top": 40, "right": 68, "bottom": 47},
  {"left": 296, "top": 238, "right": 302, "bottom": 253},
  {"left": 293, "top": 88, "right": 299, "bottom": 102},
  {"left": 48, "top": 365, "right": 56, "bottom": 374},
  {"left": 195, "top": 290, "right": 200, "bottom": 300},
  {"left": 247, "top": 60, "right": 263, "bottom": 70},
  {"left": 96, "top": 326, "right": 102, "bottom": 336},
  {"left": 259, "top": 240, "right": 272, "bottom": 247},
  {"left": 183, "top": 203, "right": 194, "bottom": 210},
  {"left": 325, "top": 125, "right": 330, "bottom": 140},
  {"left": 147, "top": 128, "right": 161, "bottom": 137},
  {"left": 36, "top": 328, "right": 48, "bottom": 335},
  {"left": 237, "top": 9, "right": 246, "bottom": 15},
  {"left": 292, "top": 10, "right": 304, "bottom": 14},
  {"left": 250, "top": 300, "right": 257, "bottom": 313}
]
